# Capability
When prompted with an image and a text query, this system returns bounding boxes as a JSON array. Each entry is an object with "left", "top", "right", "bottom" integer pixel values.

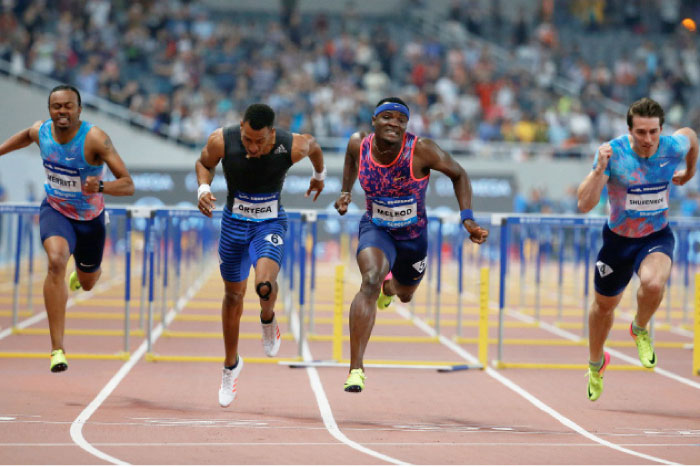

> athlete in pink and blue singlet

[{"left": 335, "top": 97, "right": 489, "bottom": 392}]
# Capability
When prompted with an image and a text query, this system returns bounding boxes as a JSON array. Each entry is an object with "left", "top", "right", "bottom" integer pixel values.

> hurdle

[
  {"left": 490, "top": 214, "right": 698, "bottom": 372},
  {"left": 144, "top": 207, "right": 309, "bottom": 364},
  {"left": 0, "top": 203, "right": 135, "bottom": 361},
  {"left": 280, "top": 242, "right": 486, "bottom": 371}
]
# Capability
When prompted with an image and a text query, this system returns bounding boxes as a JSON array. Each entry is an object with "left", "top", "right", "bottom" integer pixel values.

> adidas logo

[
  {"left": 596, "top": 261, "right": 613, "bottom": 278},
  {"left": 274, "top": 145, "right": 288, "bottom": 154}
]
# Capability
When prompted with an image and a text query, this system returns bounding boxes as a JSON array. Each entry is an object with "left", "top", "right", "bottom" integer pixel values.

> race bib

[
  {"left": 625, "top": 182, "right": 669, "bottom": 217},
  {"left": 370, "top": 196, "right": 418, "bottom": 228},
  {"left": 43, "top": 160, "right": 82, "bottom": 200},
  {"left": 231, "top": 192, "right": 279, "bottom": 222}
]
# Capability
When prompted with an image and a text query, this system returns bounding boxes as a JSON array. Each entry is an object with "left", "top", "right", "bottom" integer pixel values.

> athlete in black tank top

[
  {"left": 194, "top": 103, "right": 325, "bottom": 407},
  {"left": 221, "top": 126, "right": 294, "bottom": 210}
]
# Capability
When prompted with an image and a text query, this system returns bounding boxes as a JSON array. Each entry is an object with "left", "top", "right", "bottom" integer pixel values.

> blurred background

[{"left": 1, "top": 0, "right": 699, "bottom": 218}]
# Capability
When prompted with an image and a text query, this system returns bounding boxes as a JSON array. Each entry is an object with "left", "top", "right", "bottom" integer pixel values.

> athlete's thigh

[
  {"left": 219, "top": 218, "right": 253, "bottom": 282},
  {"left": 73, "top": 211, "right": 107, "bottom": 273},
  {"left": 594, "top": 225, "right": 638, "bottom": 297},
  {"left": 391, "top": 227, "right": 428, "bottom": 287},
  {"left": 249, "top": 219, "right": 287, "bottom": 268},
  {"left": 633, "top": 225, "right": 675, "bottom": 282},
  {"left": 39, "top": 199, "right": 77, "bottom": 254},
  {"left": 356, "top": 217, "right": 396, "bottom": 270}
]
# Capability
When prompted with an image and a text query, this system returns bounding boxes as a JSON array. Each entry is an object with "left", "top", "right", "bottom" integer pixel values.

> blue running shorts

[
  {"left": 218, "top": 207, "right": 288, "bottom": 283},
  {"left": 356, "top": 216, "right": 428, "bottom": 286},
  {"left": 594, "top": 223, "right": 675, "bottom": 297},
  {"left": 39, "top": 198, "right": 106, "bottom": 273}
]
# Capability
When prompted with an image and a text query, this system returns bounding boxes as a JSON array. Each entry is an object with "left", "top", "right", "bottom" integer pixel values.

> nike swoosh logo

[
  {"left": 660, "top": 161, "right": 669, "bottom": 167},
  {"left": 648, "top": 246, "right": 663, "bottom": 253}
]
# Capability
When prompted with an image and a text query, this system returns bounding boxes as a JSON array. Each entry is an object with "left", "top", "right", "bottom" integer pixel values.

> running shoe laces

[
  {"left": 376, "top": 273, "right": 394, "bottom": 310},
  {"left": 261, "top": 315, "right": 281, "bottom": 357},
  {"left": 344, "top": 368, "right": 366, "bottom": 393},
  {"left": 50, "top": 349, "right": 68, "bottom": 373},
  {"left": 586, "top": 351, "right": 610, "bottom": 402},
  {"left": 68, "top": 271, "right": 81, "bottom": 292},
  {"left": 219, "top": 357, "right": 244, "bottom": 407},
  {"left": 630, "top": 323, "right": 656, "bottom": 368}
]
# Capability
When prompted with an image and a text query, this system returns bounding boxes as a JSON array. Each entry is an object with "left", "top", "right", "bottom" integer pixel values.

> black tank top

[{"left": 222, "top": 126, "right": 294, "bottom": 210}]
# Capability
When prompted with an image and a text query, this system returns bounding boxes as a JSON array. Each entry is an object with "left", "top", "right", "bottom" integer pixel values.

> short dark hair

[
  {"left": 243, "top": 104, "right": 275, "bottom": 130},
  {"left": 627, "top": 97, "right": 664, "bottom": 128},
  {"left": 376, "top": 96, "right": 409, "bottom": 110},
  {"left": 48, "top": 84, "right": 81, "bottom": 107}
]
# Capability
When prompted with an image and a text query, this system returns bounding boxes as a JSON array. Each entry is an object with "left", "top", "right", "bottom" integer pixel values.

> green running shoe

[
  {"left": 343, "top": 368, "right": 366, "bottom": 393},
  {"left": 68, "top": 271, "right": 81, "bottom": 292},
  {"left": 50, "top": 349, "right": 68, "bottom": 373},
  {"left": 587, "top": 351, "right": 610, "bottom": 402},
  {"left": 376, "top": 273, "right": 393, "bottom": 310},
  {"left": 630, "top": 323, "right": 656, "bottom": 368}
]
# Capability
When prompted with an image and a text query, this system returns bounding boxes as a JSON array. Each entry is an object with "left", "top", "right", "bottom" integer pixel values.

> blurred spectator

[{"left": 1, "top": 0, "right": 699, "bottom": 214}]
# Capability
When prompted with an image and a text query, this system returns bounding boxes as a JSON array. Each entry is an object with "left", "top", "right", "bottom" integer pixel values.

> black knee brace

[{"left": 256, "top": 281, "right": 273, "bottom": 301}]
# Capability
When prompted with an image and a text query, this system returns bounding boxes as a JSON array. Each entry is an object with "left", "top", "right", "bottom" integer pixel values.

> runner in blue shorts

[
  {"left": 334, "top": 97, "right": 489, "bottom": 393},
  {"left": 578, "top": 97, "right": 698, "bottom": 401},
  {"left": 0, "top": 85, "right": 134, "bottom": 372},
  {"left": 195, "top": 103, "right": 325, "bottom": 407}
]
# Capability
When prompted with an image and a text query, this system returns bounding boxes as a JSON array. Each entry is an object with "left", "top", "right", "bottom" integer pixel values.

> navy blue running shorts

[
  {"left": 594, "top": 223, "right": 675, "bottom": 297},
  {"left": 39, "top": 198, "right": 106, "bottom": 273},
  {"left": 356, "top": 216, "right": 428, "bottom": 286},
  {"left": 218, "top": 207, "right": 288, "bottom": 283}
]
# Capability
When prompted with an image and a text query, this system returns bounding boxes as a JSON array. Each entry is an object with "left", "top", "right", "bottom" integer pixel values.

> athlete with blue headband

[
  {"left": 578, "top": 97, "right": 698, "bottom": 402},
  {"left": 334, "top": 97, "right": 488, "bottom": 393}
]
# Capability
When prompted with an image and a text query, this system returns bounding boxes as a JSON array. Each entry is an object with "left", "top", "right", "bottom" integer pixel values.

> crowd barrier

[{"left": 0, "top": 203, "right": 698, "bottom": 374}]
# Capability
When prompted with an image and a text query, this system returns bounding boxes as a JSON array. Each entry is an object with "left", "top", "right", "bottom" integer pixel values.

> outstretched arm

[
  {"left": 0, "top": 121, "right": 42, "bottom": 156},
  {"left": 672, "top": 127, "right": 698, "bottom": 186},
  {"left": 196, "top": 128, "right": 224, "bottom": 217},
  {"left": 291, "top": 133, "right": 325, "bottom": 202},
  {"left": 577, "top": 143, "right": 611, "bottom": 213},
  {"left": 334, "top": 132, "right": 364, "bottom": 216},
  {"left": 85, "top": 127, "right": 134, "bottom": 196},
  {"left": 416, "top": 137, "right": 488, "bottom": 244}
]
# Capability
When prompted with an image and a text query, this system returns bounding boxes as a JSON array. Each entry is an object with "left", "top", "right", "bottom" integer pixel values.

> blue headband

[{"left": 373, "top": 102, "right": 410, "bottom": 120}]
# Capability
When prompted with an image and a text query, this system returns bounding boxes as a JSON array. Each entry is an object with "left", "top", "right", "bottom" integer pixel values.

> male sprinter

[
  {"left": 578, "top": 97, "right": 697, "bottom": 401},
  {"left": 196, "top": 103, "right": 325, "bottom": 407},
  {"left": 0, "top": 84, "right": 134, "bottom": 372},
  {"left": 334, "top": 97, "right": 488, "bottom": 392}
]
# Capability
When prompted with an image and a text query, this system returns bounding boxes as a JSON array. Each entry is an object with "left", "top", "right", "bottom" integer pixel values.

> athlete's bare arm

[
  {"left": 83, "top": 126, "right": 134, "bottom": 196},
  {"left": 577, "top": 143, "right": 611, "bottom": 213},
  {"left": 291, "top": 133, "right": 325, "bottom": 201},
  {"left": 672, "top": 127, "right": 698, "bottom": 186},
  {"left": 334, "top": 131, "right": 365, "bottom": 215},
  {"left": 0, "top": 121, "right": 42, "bottom": 156},
  {"left": 196, "top": 128, "right": 225, "bottom": 217},
  {"left": 414, "top": 137, "right": 488, "bottom": 244}
]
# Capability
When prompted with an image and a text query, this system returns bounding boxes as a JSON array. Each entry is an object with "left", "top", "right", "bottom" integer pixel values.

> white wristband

[
  {"left": 312, "top": 166, "right": 327, "bottom": 181},
  {"left": 197, "top": 183, "right": 211, "bottom": 200}
]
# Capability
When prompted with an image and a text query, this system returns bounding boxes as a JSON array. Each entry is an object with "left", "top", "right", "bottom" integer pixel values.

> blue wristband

[{"left": 460, "top": 209, "right": 474, "bottom": 223}]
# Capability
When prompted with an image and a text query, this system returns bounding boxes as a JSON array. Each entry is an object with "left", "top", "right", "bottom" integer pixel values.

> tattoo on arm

[{"left": 104, "top": 136, "right": 114, "bottom": 151}]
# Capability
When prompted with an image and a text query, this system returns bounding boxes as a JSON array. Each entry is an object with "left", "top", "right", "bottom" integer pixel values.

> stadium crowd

[{"left": 1, "top": 0, "right": 699, "bottom": 214}]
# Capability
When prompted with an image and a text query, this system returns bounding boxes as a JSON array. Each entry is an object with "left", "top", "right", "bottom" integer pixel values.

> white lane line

[
  {"left": 2, "top": 442, "right": 699, "bottom": 447},
  {"left": 525, "top": 310, "right": 700, "bottom": 391},
  {"left": 69, "top": 270, "right": 211, "bottom": 465},
  {"left": 394, "top": 305, "right": 678, "bottom": 465},
  {"left": 0, "top": 277, "right": 123, "bottom": 340},
  {"left": 289, "top": 306, "right": 409, "bottom": 465}
]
